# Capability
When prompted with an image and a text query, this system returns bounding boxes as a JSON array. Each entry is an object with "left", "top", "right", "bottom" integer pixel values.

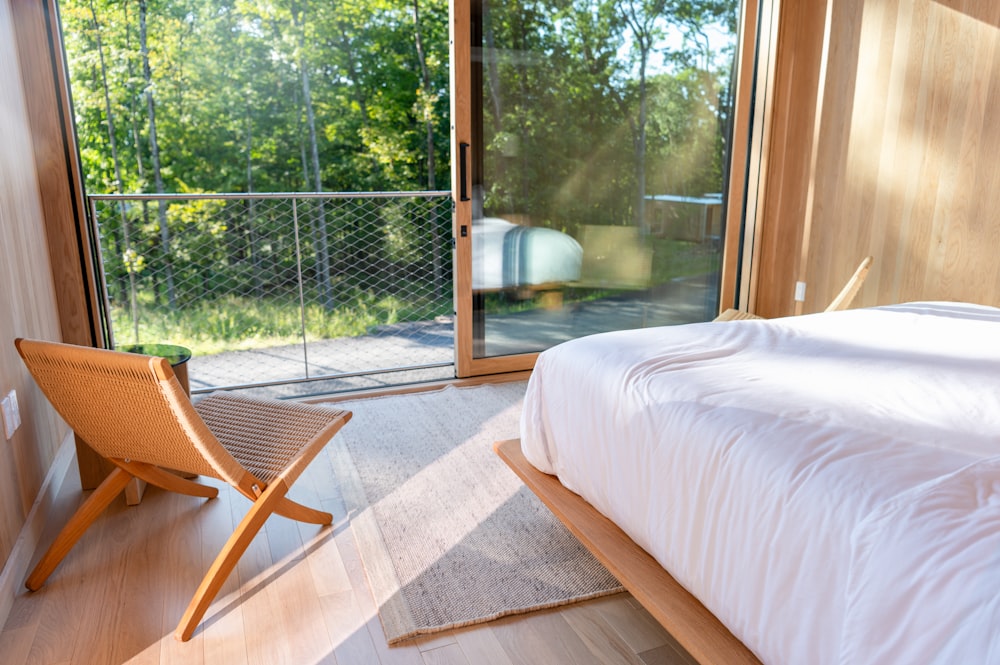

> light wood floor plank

[
  {"left": 22, "top": 489, "right": 114, "bottom": 665},
  {"left": 489, "top": 612, "right": 578, "bottom": 665},
  {"left": 421, "top": 643, "right": 470, "bottom": 665},
  {"left": 560, "top": 599, "right": 645, "bottom": 665},
  {"left": 639, "top": 643, "right": 701, "bottom": 665},
  {"left": 228, "top": 492, "right": 292, "bottom": 665},
  {"left": 452, "top": 626, "right": 516, "bottom": 665},
  {"left": 319, "top": 590, "right": 383, "bottom": 665},
  {"left": 2, "top": 587, "right": 43, "bottom": 638},
  {"left": 264, "top": 511, "right": 307, "bottom": 566},
  {"left": 4, "top": 472, "right": 87, "bottom": 640},
  {"left": 17, "top": 582, "right": 73, "bottom": 664},
  {"left": 272, "top": 536, "right": 337, "bottom": 665},
  {"left": 159, "top": 489, "right": 208, "bottom": 665},
  {"left": 71, "top": 499, "right": 133, "bottom": 665},
  {"left": 527, "top": 609, "right": 609, "bottom": 665},
  {"left": 110, "top": 491, "right": 169, "bottom": 665},
  {"left": 412, "top": 630, "right": 459, "bottom": 652},
  {"left": 301, "top": 519, "right": 352, "bottom": 597},
  {"left": 593, "top": 593, "right": 674, "bottom": 654},
  {"left": 200, "top": 480, "right": 250, "bottom": 665},
  {"left": 0, "top": 624, "right": 35, "bottom": 665}
]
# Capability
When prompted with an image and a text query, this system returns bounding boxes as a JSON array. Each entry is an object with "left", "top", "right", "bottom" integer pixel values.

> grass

[
  {"left": 650, "top": 237, "right": 720, "bottom": 283},
  {"left": 112, "top": 288, "right": 453, "bottom": 356}
]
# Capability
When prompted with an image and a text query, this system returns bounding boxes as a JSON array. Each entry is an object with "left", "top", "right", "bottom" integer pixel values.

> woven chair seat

[{"left": 195, "top": 393, "right": 345, "bottom": 486}]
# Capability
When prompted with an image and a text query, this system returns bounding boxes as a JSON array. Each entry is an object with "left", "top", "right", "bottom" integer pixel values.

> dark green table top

[{"left": 119, "top": 343, "right": 192, "bottom": 366}]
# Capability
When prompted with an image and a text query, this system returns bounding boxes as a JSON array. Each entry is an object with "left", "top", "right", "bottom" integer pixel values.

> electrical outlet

[
  {"left": 794, "top": 281, "right": 807, "bottom": 302},
  {"left": 2, "top": 390, "right": 20, "bottom": 440}
]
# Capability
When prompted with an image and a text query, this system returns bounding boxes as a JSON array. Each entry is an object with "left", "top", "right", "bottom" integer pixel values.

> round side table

[{"left": 120, "top": 342, "right": 192, "bottom": 395}]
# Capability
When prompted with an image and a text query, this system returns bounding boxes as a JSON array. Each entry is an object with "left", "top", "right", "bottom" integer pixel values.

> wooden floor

[{"left": 0, "top": 440, "right": 695, "bottom": 665}]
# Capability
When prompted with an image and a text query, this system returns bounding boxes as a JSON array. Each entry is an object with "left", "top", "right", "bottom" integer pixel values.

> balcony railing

[{"left": 89, "top": 192, "right": 454, "bottom": 397}]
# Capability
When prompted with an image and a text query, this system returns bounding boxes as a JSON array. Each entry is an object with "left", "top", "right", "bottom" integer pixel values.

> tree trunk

[
  {"left": 245, "top": 104, "right": 263, "bottom": 297},
  {"left": 293, "top": 1, "right": 333, "bottom": 310},
  {"left": 89, "top": 0, "right": 136, "bottom": 332},
  {"left": 620, "top": 0, "right": 664, "bottom": 235},
  {"left": 139, "top": 0, "right": 176, "bottom": 308},
  {"left": 411, "top": 0, "right": 435, "bottom": 190},
  {"left": 410, "top": 0, "right": 442, "bottom": 296},
  {"left": 124, "top": 7, "right": 145, "bottom": 183}
]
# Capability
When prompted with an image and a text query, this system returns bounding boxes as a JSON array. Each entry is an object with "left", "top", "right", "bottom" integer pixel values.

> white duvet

[{"left": 520, "top": 302, "right": 1000, "bottom": 665}]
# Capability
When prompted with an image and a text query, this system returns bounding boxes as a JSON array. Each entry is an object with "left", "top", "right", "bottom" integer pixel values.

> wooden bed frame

[{"left": 494, "top": 438, "right": 762, "bottom": 665}]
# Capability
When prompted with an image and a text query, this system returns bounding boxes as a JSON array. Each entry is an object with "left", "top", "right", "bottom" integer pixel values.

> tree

[
  {"left": 87, "top": 0, "right": 142, "bottom": 339},
  {"left": 412, "top": 0, "right": 435, "bottom": 190},
  {"left": 618, "top": 0, "right": 666, "bottom": 234},
  {"left": 139, "top": 0, "right": 176, "bottom": 308},
  {"left": 291, "top": 0, "right": 334, "bottom": 310}
]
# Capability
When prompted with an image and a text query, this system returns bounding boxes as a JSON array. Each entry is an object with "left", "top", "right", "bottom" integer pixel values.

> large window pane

[{"left": 471, "top": 0, "right": 740, "bottom": 357}]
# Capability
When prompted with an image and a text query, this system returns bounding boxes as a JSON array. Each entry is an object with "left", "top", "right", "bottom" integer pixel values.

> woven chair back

[{"left": 15, "top": 339, "right": 244, "bottom": 483}]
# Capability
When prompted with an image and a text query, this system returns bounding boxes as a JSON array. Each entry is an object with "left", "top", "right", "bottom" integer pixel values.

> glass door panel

[{"left": 466, "top": 0, "right": 742, "bottom": 361}]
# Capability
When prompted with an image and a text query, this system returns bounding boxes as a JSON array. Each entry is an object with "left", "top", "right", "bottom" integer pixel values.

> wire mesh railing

[{"left": 89, "top": 192, "right": 454, "bottom": 396}]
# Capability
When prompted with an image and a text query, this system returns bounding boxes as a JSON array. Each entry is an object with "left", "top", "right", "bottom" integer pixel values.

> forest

[{"left": 59, "top": 0, "right": 739, "bottom": 358}]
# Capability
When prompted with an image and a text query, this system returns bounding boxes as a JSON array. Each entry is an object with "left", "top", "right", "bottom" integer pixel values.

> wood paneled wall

[
  {"left": 0, "top": 0, "right": 70, "bottom": 577},
  {"left": 753, "top": 0, "right": 1000, "bottom": 317}
]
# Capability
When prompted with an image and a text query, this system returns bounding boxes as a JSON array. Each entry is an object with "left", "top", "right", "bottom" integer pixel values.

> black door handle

[{"left": 459, "top": 142, "right": 470, "bottom": 202}]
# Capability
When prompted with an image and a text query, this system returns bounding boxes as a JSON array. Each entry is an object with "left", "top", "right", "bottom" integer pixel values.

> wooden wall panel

[
  {"left": 0, "top": 0, "right": 70, "bottom": 577},
  {"left": 11, "top": 0, "right": 112, "bottom": 489},
  {"left": 755, "top": 0, "right": 1000, "bottom": 316},
  {"left": 752, "top": 0, "right": 826, "bottom": 316}
]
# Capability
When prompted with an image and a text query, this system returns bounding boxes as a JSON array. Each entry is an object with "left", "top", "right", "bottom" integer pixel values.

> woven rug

[{"left": 329, "top": 382, "right": 623, "bottom": 644}]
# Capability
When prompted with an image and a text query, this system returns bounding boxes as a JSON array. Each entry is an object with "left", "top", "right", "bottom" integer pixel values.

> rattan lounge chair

[{"left": 14, "top": 338, "right": 352, "bottom": 641}]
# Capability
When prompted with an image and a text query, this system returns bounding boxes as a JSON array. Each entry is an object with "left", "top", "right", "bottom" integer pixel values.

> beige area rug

[{"left": 330, "top": 381, "right": 623, "bottom": 644}]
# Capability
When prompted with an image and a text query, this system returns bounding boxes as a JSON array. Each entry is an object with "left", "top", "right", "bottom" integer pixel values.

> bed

[{"left": 505, "top": 302, "right": 1000, "bottom": 665}]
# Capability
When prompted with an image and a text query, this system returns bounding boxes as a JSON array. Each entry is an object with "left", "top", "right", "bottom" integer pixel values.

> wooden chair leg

[
  {"left": 25, "top": 466, "right": 133, "bottom": 591},
  {"left": 174, "top": 478, "right": 291, "bottom": 641},
  {"left": 117, "top": 460, "right": 219, "bottom": 499},
  {"left": 274, "top": 496, "right": 332, "bottom": 525}
]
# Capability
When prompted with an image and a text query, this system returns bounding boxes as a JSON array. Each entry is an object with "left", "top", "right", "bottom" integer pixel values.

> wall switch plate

[
  {"left": 2, "top": 390, "right": 20, "bottom": 440},
  {"left": 794, "top": 281, "right": 807, "bottom": 302}
]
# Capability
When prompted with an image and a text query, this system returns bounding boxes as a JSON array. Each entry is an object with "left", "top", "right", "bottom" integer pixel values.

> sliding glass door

[{"left": 452, "top": 0, "right": 753, "bottom": 376}]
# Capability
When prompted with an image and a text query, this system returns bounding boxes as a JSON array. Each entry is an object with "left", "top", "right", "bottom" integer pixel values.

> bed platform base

[{"left": 494, "top": 439, "right": 762, "bottom": 665}]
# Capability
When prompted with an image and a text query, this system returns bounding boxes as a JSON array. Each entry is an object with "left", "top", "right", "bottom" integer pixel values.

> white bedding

[{"left": 520, "top": 302, "right": 1000, "bottom": 665}]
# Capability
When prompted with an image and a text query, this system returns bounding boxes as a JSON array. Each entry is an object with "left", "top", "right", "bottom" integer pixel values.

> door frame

[{"left": 450, "top": 0, "right": 536, "bottom": 377}]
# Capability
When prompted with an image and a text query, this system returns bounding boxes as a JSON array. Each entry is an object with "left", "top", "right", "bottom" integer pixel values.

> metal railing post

[{"left": 292, "top": 197, "right": 310, "bottom": 378}]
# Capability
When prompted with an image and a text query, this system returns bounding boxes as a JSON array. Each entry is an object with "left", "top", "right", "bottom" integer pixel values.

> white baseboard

[{"left": 0, "top": 431, "right": 76, "bottom": 630}]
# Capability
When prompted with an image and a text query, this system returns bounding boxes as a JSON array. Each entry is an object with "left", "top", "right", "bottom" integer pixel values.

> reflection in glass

[{"left": 471, "top": 0, "right": 740, "bottom": 358}]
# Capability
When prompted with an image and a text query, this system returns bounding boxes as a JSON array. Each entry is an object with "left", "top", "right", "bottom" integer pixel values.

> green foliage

[
  {"left": 62, "top": 0, "right": 452, "bottom": 197},
  {"left": 112, "top": 286, "right": 454, "bottom": 355},
  {"left": 64, "top": 0, "right": 738, "bottom": 208}
]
